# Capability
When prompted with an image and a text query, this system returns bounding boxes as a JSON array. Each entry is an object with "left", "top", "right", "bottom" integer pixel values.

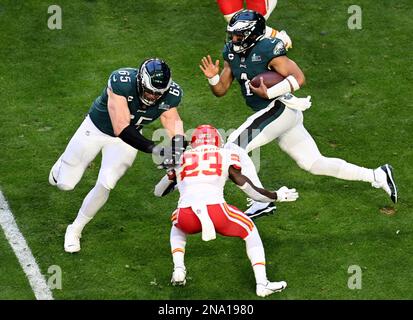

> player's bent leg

[
  {"left": 64, "top": 134, "right": 136, "bottom": 253},
  {"left": 244, "top": 225, "right": 287, "bottom": 297},
  {"left": 279, "top": 123, "right": 397, "bottom": 202},
  {"left": 210, "top": 203, "right": 254, "bottom": 238},
  {"left": 228, "top": 102, "right": 297, "bottom": 218},
  {"left": 98, "top": 139, "right": 138, "bottom": 190},
  {"left": 170, "top": 223, "right": 188, "bottom": 286},
  {"left": 64, "top": 182, "right": 110, "bottom": 253},
  {"left": 49, "top": 116, "right": 103, "bottom": 191},
  {"left": 279, "top": 123, "right": 375, "bottom": 181}
]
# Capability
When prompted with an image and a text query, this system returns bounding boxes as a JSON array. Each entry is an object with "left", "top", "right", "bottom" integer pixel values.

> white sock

[
  {"left": 245, "top": 228, "right": 267, "bottom": 284},
  {"left": 71, "top": 182, "right": 110, "bottom": 234},
  {"left": 170, "top": 225, "right": 187, "bottom": 269},
  {"left": 310, "top": 157, "right": 375, "bottom": 183}
]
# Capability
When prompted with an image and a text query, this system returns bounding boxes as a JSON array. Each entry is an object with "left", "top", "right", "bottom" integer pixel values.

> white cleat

[
  {"left": 64, "top": 224, "right": 81, "bottom": 253},
  {"left": 171, "top": 267, "right": 187, "bottom": 286},
  {"left": 245, "top": 199, "right": 277, "bottom": 220},
  {"left": 372, "top": 164, "right": 398, "bottom": 203},
  {"left": 256, "top": 280, "right": 287, "bottom": 297},
  {"left": 48, "top": 168, "right": 57, "bottom": 186}
]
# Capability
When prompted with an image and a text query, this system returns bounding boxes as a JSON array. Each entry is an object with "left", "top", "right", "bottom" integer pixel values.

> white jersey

[{"left": 176, "top": 145, "right": 241, "bottom": 208}]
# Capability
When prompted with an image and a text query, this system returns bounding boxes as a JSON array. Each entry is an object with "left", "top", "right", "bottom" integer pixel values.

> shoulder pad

[
  {"left": 107, "top": 68, "right": 135, "bottom": 97},
  {"left": 222, "top": 42, "right": 233, "bottom": 60},
  {"left": 259, "top": 38, "right": 287, "bottom": 61},
  {"left": 160, "top": 81, "right": 183, "bottom": 109}
]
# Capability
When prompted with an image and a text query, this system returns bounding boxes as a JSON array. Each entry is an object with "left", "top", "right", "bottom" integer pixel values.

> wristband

[
  {"left": 208, "top": 74, "right": 220, "bottom": 86},
  {"left": 286, "top": 75, "right": 300, "bottom": 91}
]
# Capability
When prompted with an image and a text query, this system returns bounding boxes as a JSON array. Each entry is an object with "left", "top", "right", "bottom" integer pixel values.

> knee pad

[
  {"left": 97, "top": 168, "right": 124, "bottom": 190},
  {"left": 97, "top": 175, "right": 116, "bottom": 190}
]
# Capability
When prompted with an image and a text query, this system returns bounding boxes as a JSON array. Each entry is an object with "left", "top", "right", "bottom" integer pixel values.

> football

[{"left": 250, "top": 71, "right": 285, "bottom": 88}]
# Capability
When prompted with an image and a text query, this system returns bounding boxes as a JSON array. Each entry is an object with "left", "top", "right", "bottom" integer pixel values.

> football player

[
  {"left": 199, "top": 10, "right": 398, "bottom": 218},
  {"left": 156, "top": 125, "right": 298, "bottom": 297},
  {"left": 49, "top": 58, "right": 186, "bottom": 253},
  {"left": 216, "top": 0, "right": 292, "bottom": 49}
]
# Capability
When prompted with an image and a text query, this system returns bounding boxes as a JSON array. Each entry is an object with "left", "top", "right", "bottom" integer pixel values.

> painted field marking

[{"left": 0, "top": 190, "right": 53, "bottom": 300}]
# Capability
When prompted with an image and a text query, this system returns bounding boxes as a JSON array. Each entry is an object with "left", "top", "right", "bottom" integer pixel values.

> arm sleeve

[{"left": 119, "top": 125, "right": 157, "bottom": 153}]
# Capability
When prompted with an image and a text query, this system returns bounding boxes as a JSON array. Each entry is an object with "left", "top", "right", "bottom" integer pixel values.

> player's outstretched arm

[
  {"left": 200, "top": 55, "right": 233, "bottom": 97},
  {"left": 108, "top": 88, "right": 164, "bottom": 156},
  {"left": 160, "top": 108, "right": 187, "bottom": 167},
  {"left": 228, "top": 166, "right": 299, "bottom": 202},
  {"left": 154, "top": 170, "right": 177, "bottom": 197},
  {"left": 160, "top": 108, "right": 184, "bottom": 138}
]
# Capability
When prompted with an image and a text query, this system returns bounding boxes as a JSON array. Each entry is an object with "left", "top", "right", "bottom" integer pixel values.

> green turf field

[{"left": 0, "top": 0, "right": 412, "bottom": 300}]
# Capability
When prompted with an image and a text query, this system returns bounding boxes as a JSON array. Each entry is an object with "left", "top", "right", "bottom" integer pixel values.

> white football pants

[
  {"left": 227, "top": 100, "right": 374, "bottom": 184},
  {"left": 50, "top": 115, "right": 137, "bottom": 191}
]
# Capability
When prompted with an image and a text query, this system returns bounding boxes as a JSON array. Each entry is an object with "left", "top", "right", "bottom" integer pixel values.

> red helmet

[{"left": 191, "top": 125, "right": 223, "bottom": 148}]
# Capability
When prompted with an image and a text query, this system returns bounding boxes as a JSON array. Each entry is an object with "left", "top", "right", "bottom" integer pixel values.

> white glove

[
  {"left": 275, "top": 186, "right": 299, "bottom": 202},
  {"left": 278, "top": 93, "right": 312, "bottom": 111},
  {"left": 275, "top": 30, "right": 293, "bottom": 50}
]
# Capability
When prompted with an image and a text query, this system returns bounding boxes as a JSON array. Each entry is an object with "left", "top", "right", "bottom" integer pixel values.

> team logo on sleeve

[{"left": 273, "top": 41, "right": 285, "bottom": 55}]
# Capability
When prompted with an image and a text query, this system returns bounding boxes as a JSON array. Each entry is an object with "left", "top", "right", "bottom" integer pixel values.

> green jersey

[
  {"left": 223, "top": 38, "right": 287, "bottom": 112},
  {"left": 89, "top": 68, "right": 183, "bottom": 136}
]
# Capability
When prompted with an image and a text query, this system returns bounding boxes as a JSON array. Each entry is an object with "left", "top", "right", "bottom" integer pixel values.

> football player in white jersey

[
  {"left": 216, "top": 0, "right": 292, "bottom": 49},
  {"left": 155, "top": 124, "right": 298, "bottom": 297}
]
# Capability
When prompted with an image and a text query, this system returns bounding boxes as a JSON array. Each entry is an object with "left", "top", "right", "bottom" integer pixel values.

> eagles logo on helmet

[
  {"left": 227, "top": 10, "right": 266, "bottom": 53},
  {"left": 137, "top": 58, "right": 172, "bottom": 106}
]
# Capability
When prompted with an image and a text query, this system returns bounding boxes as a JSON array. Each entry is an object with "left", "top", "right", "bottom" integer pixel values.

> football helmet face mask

[
  {"left": 137, "top": 58, "right": 172, "bottom": 106},
  {"left": 191, "top": 125, "right": 223, "bottom": 148},
  {"left": 227, "top": 10, "right": 266, "bottom": 53}
]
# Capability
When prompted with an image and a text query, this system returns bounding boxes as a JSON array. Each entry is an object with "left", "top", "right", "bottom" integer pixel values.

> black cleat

[{"left": 245, "top": 202, "right": 277, "bottom": 220}]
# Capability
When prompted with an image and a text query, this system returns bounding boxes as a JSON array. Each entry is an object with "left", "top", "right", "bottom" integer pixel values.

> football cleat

[
  {"left": 64, "top": 224, "right": 81, "bottom": 253},
  {"left": 256, "top": 280, "right": 287, "bottom": 297},
  {"left": 245, "top": 199, "right": 277, "bottom": 220},
  {"left": 372, "top": 164, "right": 398, "bottom": 203},
  {"left": 171, "top": 267, "right": 187, "bottom": 286},
  {"left": 48, "top": 168, "right": 57, "bottom": 186}
]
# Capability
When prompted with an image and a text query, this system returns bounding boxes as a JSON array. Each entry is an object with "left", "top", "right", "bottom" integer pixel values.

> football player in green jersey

[
  {"left": 49, "top": 58, "right": 186, "bottom": 253},
  {"left": 200, "top": 10, "right": 397, "bottom": 218}
]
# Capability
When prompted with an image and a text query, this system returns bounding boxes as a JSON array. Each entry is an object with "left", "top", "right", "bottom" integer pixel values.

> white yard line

[{"left": 0, "top": 190, "right": 53, "bottom": 300}]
